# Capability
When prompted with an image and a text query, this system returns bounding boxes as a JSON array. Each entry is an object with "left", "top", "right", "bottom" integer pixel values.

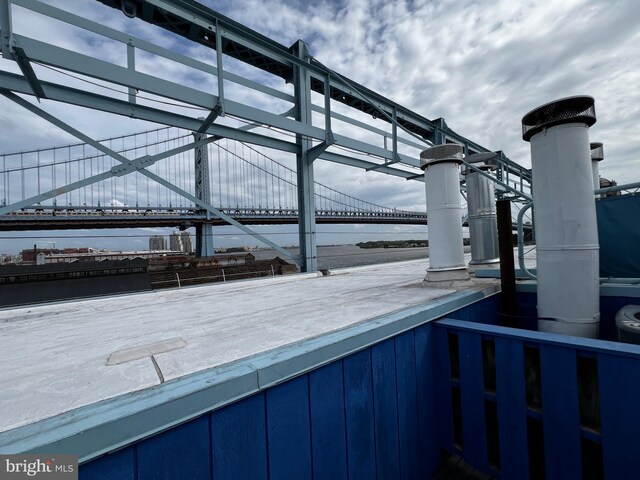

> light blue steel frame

[{"left": 0, "top": 0, "right": 532, "bottom": 270}]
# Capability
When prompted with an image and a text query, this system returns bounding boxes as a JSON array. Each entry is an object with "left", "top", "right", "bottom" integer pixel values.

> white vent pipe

[
  {"left": 590, "top": 142, "right": 604, "bottom": 192},
  {"left": 420, "top": 144, "right": 469, "bottom": 282},
  {"left": 522, "top": 96, "right": 600, "bottom": 338}
]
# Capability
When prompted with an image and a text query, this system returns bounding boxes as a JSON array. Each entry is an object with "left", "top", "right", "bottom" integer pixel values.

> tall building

[
  {"left": 149, "top": 235, "right": 166, "bottom": 251},
  {"left": 169, "top": 232, "right": 183, "bottom": 252},
  {"left": 180, "top": 232, "right": 193, "bottom": 254}
]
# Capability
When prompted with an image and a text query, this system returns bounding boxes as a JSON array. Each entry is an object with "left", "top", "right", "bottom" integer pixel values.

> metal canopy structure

[{"left": 0, "top": 0, "right": 531, "bottom": 271}]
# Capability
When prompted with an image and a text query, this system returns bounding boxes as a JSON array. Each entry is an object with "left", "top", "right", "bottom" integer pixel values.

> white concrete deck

[{"left": 0, "top": 257, "right": 498, "bottom": 434}]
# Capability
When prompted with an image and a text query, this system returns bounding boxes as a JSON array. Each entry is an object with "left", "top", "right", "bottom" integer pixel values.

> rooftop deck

[{"left": 0, "top": 256, "right": 497, "bottom": 441}]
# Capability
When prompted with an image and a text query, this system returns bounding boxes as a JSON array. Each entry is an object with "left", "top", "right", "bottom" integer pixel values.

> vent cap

[
  {"left": 420, "top": 144, "right": 463, "bottom": 170},
  {"left": 522, "top": 96, "right": 596, "bottom": 142},
  {"left": 590, "top": 142, "right": 604, "bottom": 162}
]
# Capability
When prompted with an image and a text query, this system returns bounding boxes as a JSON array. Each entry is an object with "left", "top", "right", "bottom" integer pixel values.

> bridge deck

[{"left": 0, "top": 255, "right": 500, "bottom": 440}]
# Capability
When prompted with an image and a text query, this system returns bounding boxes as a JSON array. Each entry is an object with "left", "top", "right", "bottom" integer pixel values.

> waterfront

[{"left": 254, "top": 244, "right": 434, "bottom": 270}]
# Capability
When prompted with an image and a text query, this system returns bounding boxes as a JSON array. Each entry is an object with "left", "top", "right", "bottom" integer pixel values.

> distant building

[
  {"left": 149, "top": 235, "right": 166, "bottom": 251},
  {"left": 180, "top": 232, "right": 193, "bottom": 254},
  {"left": 169, "top": 231, "right": 193, "bottom": 254},
  {"left": 600, "top": 177, "right": 619, "bottom": 197},
  {"left": 169, "top": 232, "right": 182, "bottom": 252}
]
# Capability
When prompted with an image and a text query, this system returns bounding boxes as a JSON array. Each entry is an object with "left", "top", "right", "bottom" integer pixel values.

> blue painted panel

[
  {"left": 394, "top": 331, "right": 420, "bottom": 480},
  {"left": 478, "top": 294, "right": 501, "bottom": 325},
  {"left": 343, "top": 348, "right": 377, "bottom": 480},
  {"left": 434, "top": 325, "right": 454, "bottom": 450},
  {"left": 265, "top": 375, "right": 312, "bottom": 480},
  {"left": 414, "top": 324, "right": 439, "bottom": 479},
  {"left": 309, "top": 362, "right": 348, "bottom": 480},
  {"left": 539, "top": 345, "right": 581, "bottom": 479},
  {"left": 457, "top": 305, "right": 472, "bottom": 322},
  {"left": 137, "top": 416, "right": 211, "bottom": 480},
  {"left": 597, "top": 195, "right": 640, "bottom": 278},
  {"left": 495, "top": 338, "right": 529, "bottom": 479},
  {"left": 371, "top": 339, "right": 401, "bottom": 479},
  {"left": 210, "top": 393, "right": 267, "bottom": 480},
  {"left": 79, "top": 447, "right": 135, "bottom": 480},
  {"left": 598, "top": 354, "right": 640, "bottom": 479},
  {"left": 516, "top": 292, "right": 538, "bottom": 327},
  {"left": 457, "top": 331, "right": 488, "bottom": 472}
]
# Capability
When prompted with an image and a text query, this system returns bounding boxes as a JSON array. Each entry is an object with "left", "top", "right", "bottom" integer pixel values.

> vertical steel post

[
  {"left": 193, "top": 131, "right": 214, "bottom": 257},
  {"left": 127, "top": 42, "right": 136, "bottom": 104},
  {"left": 0, "top": 0, "right": 13, "bottom": 60},
  {"left": 292, "top": 40, "right": 317, "bottom": 272},
  {"left": 434, "top": 117, "right": 446, "bottom": 145},
  {"left": 215, "top": 19, "right": 225, "bottom": 116}
]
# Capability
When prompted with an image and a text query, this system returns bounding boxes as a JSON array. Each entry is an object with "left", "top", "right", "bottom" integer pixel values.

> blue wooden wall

[
  {"left": 80, "top": 327, "right": 441, "bottom": 480},
  {"left": 435, "top": 316, "right": 640, "bottom": 480}
]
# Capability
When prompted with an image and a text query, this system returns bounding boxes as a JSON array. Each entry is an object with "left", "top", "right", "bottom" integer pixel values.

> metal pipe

[
  {"left": 522, "top": 95, "right": 600, "bottom": 338},
  {"left": 497, "top": 199, "right": 517, "bottom": 323},
  {"left": 595, "top": 181, "right": 640, "bottom": 195},
  {"left": 600, "top": 278, "right": 640, "bottom": 285},
  {"left": 420, "top": 144, "right": 469, "bottom": 282},
  {"left": 464, "top": 165, "right": 499, "bottom": 266},
  {"left": 517, "top": 201, "right": 536, "bottom": 279},
  {"left": 590, "top": 142, "right": 603, "bottom": 192}
]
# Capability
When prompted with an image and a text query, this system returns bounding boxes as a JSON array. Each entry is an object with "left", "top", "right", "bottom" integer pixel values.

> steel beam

[
  {"left": 0, "top": 71, "right": 421, "bottom": 181},
  {"left": 13, "top": 0, "right": 294, "bottom": 104},
  {"left": 0, "top": 0, "right": 12, "bottom": 59},
  {"left": 0, "top": 91, "right": 300, "bottom": 263},
  {"left": 126, "top": 43, "right": 136, "bottom": 104},
  {"left": 12, "top": 34, "right": 420, "bottom": 167},
  {"left": 293, "top": 40, "right": 317, "bottom": 272}
]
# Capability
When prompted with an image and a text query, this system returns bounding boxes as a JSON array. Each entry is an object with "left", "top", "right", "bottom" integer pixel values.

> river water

[{"left": 253, "top": 245, "right": 431, "bottom": 270}]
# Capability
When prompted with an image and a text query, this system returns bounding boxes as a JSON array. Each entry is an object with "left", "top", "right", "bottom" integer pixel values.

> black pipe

[{"left": 497, "top": 199, "right": 517, "bottom": 325}]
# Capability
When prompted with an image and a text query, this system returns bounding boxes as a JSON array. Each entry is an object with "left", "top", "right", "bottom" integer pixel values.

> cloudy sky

[{"left": 0, "top": 0, "right": 638, "bottom": 254}]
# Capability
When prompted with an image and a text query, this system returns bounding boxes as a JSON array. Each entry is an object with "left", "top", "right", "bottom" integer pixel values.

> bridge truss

[{"left": 0, "top": 0, "right": 531, "bottom": 271}]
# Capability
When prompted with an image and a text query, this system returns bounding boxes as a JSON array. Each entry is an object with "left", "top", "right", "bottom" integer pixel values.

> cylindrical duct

[
  {"left": 590, "top": 142, "right": 604, "bottom": 192},
  {"left": 420, "top": 144, "right": 469, "bottom": 282},
  {"left": 522, "top": 96, "right": 600, "bottom": 338},
  {"left": 464, "top": 165, "right": 499, "bottom": 266}
]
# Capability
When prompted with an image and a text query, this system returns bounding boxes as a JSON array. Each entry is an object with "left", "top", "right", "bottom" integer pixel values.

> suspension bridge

[{"left": 0, "top": 126, "right": 429, "bottom": 232}]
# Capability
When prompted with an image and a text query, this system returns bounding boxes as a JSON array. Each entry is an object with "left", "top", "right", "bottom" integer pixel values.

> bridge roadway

[{"left": 0, "top": 206, "right": 429, "bottom": 231}]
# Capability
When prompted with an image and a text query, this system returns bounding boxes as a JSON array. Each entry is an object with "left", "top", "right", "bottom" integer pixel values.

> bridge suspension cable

[{"left": 0, "top": 126, "right": 424, "bottom": 220}]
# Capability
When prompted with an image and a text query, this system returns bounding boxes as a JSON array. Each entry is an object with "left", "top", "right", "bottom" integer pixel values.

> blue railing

[{"left": 434, "top": 315, "right": 640, "bottom": 479}]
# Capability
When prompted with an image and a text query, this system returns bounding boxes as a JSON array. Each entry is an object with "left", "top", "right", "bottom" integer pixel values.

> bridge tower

[{"left": 192, "top": 130, "right": 215, "bottom": 257}]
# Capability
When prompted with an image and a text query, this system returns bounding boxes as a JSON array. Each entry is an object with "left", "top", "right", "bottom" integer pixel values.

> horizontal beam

[
  {"left": 0, "top": 71, "right": 422, "bottom": 181},
  {"left": 0, "top": 71, "right": 296, "bottom": 153},
  {"left": 13, "top": 0, "right": 295, "bottom": 104},
  {"left": 15, "top": 35, "right": 420, "bottom": 167}
]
